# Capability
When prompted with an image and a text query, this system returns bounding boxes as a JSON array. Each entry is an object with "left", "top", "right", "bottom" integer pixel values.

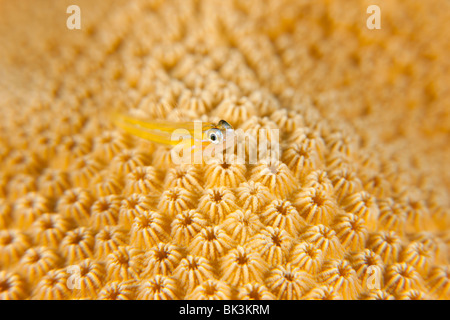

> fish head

[{"left": 201, "top": 120, "right": 234, "bottom": 148}]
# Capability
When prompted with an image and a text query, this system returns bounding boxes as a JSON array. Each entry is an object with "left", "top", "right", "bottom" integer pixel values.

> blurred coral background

[{"left": 0, "top": 0, "right": 448, "bottom": 300}]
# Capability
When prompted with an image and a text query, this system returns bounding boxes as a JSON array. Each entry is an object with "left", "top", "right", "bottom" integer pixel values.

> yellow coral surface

[{"left": 0, "top": 0, "right": 449, "bottom": 300}]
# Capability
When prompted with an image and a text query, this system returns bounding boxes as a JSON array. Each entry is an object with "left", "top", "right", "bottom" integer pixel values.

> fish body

[{"left": 112, "top": 112, "right": 234, "bottom": 161}]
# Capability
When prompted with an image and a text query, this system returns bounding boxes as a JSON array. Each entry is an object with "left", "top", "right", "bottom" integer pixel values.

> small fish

[{"left": 112, "top": 112, "right": 234, "bottom": 157}]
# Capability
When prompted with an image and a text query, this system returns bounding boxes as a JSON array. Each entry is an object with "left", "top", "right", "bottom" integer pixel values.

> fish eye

[{"left": 207, "top": 129, "right": 222, "bottom": 144}]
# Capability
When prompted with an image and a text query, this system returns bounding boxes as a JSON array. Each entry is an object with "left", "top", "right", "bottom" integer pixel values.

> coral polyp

[
  {"left": 384, "top": 263, "right": 424, "bottom": 295},
  {"left": 248, "top": 227, "right": 293, "bottom": 266},
  {"left": 294, "top": 187, "right": 338, "bottom": 226},
  {"left": 170, "top": 209, "right": 207, "bottom": 246},
  {"left": 0, "top": 229, "right": 31, "bottom": 268},
  {"left": 106, "top": 246, "right": 144, "bottom": 281},
  {"left": 204, "top": 158, "right": 246, "bottom": 188},
  {"left": 317, "top": 259, "right": 362, "bottom": 300},
  {"left": 130, "top": 210, "right": 167, "bottom": 249},
  {"left": 173, "top": 255, "right": 215, "bottom": 294},
  {"left": 97, "top": 280, "right": 138, "bottom": 300},
  {"left": 185, "top": 279, "right": 232, "bottom": 300},
  {"left": 235, "top": 181, "right": 273, "bottom": 214},
  {"left": 250, "top": 159, "right": 295, "bottom": 199},
  {"left": 0, "top": 271, "right": 27, "bottom": 300},
  {"left": 261, "top": 199, "right": 306, "bottom": 236},
  {"left": 19, "top": 247, "right": 62, "bottom": 285},
  {"left": 288, "top": 241, "right": 324, "bottom": 275},
  {"left": 60, "top": 227, "right": 95, "bottom": 264},
  {"left": 237, "top": 283, "right": 275, "bottom": 300},
  {"left": 0, "top": 0, "right": 449, "bottom": 301},
  {"left": 189, "top": 226, "right": 233, "bottom": 261},
  {"left": 31, "top": 269, "right": 70, "bottom": 300},
  {"left": 197, "top": 187, "right": 237, "bottom": 224},
  {"left": 220, "top": 209, "right": 264, "bottom": 245},
  {"left": 32, "top": 213, "right": 72, "bottom": 248},
  {"left": 94, "top": 226, "right": 128, "bottom": 259},
  {"left": 57, "top": 188, "right": 93, "bottom": 225},
  {"left": 266, "top": 263, "right": 316, "bottom": 299},
  {"left": 220, "top": 245, "right": 267, "bottom": 286},
  {"left": 137, "top": 275, "right": 180, "bottom": 300},
  {"left": 158, "top": 187, "right": 197, "bottom": 219},
  {"left": 300, "top": 224, "right": 344, "bottom": 260},
  {"left": 142, "top": 242, "right": 182, "bottom": 277}
]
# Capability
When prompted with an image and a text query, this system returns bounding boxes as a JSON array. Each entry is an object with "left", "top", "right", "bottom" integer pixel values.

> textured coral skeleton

[{"left": 0, "top": 0, "right": 449, "bottom": 300}]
